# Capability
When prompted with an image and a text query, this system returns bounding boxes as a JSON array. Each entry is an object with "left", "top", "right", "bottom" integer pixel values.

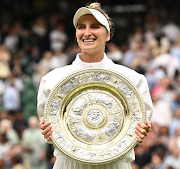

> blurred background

[{"left": 0, "top": 0, "right": 180, "bottom": 169}]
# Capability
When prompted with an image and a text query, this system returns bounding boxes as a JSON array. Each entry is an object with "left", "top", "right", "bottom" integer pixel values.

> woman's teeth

[{"left": 83, "top": 39, "right": 95, "bottom": 42}]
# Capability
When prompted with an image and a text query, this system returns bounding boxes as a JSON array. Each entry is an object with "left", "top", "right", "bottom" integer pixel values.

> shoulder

[
  {"left": 108, "top": 63, "right": 145, "bottom": 84},
  {"left": 45, "top": 65, "right": 71, "bottom": 78},
  {"left": 112, "top": 64, "right": 138, "bottom": 74},
  {"left": 41, "top": 65, "right": 73, "bottom": 90}
]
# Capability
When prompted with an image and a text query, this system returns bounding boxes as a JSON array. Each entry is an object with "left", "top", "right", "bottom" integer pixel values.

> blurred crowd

[{"left": 0, "top": 0, "right": 180, "bottom": 169}]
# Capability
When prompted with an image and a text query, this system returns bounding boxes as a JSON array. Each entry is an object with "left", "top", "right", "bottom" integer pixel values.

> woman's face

[{"left": 76, "top": 15, "right": 110, "bottom": 55}]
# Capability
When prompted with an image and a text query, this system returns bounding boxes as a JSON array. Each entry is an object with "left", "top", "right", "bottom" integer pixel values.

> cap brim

[
  {"left": 73, "top": 7, "right": 94, "bottom": 28},
  {"left": 73, "top": 7, "right": 110, "bottom": 33}
]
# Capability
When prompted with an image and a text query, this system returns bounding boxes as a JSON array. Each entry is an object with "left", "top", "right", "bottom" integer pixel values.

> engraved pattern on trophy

[
  {"left": 76, "top": 127, "right": 94, "bottom": 142},
  {"left": 99, "top": 149, "right": 112, "bottom": 159},
  {"left": 93, "top": 72, "right": 111, "bottom": 81},
  {"left": 87, "top": 109, "right": 103, "bottom": 125},
  {"left": 73, "top": 99, "right": 87, "bottom": 115},
  {"left": 44, "top": 68, "right": 146, "bottom": 164},
  {"left": 77, "top": 73, "right": 93, "bottom": 84},
  {"left": 61, "top": 78, "right": 79, "bottom": 93},
  {"left": 128, "top": 96, "right": 141, "bottom": 131},
  {"left": 96, "top": 94, "right": 113, "bottom": 109},
  {"left": 68, "top": 98, "right": 86, "bottom": 132},
  {"left": 114, "top": 143, "right": 122, "bottom": 153},
  {"left": 118, "top": 83, "right": 134, "bottom": 99},
  {"left": 71, "top": 145, "right": 79, "bottom": 153},
  {"left": 104, "top": 119, "right": 120, "bottom": 136},
  {"left": 129, "top": 96, "right": 139, "bottom": 112},
  {"left": 50, "top": 101, "right": 60, "bottom": 116},
  {"left": 55, "top": 132, "right": 72, "bottom": 149},
  {"left": 67, "top": 90, "right": 124, "bottom": 144},
  {"left": 77, "top": 149, "right": 98, "bottom": 160},
  {"left": 87, "top": 151, "right": 97, "bottom": 159}
]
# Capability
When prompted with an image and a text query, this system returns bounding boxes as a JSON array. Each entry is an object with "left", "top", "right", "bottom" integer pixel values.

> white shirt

[
  {"left": 49, "top": 29, "right": 68, "bottom": 51},
  {"left": 162, "top": 23, "right": 180, "bottom": 42},
  {"left": 151, "top": 100, "right": 172, "bottom": 127},
  {"left": 3, "top": 85, "right": 20, "bottom": 111},
  {"left": 4, "top": 34, "right": 19, "bottom": 53},
  {"left": 152, "top": 53, "right": 180, "bottom": 79},
  {"left": 107, "top": 50, "right": 123, "bottom": 62},
  {"left": 37, "top": 53, "right": 153, "bottom": 163}
]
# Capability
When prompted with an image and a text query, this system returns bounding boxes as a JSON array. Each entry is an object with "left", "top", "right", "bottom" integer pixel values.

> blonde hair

[{"left": 86, "top": 2, "right": 114, "bottom": 38}]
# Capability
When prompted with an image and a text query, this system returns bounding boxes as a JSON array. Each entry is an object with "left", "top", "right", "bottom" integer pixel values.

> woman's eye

[
  {"left": 77, "top": 26, "right": 85, "bottom": 29},
  {"left": 91, "top": 25, "right": 99, "bottom": 28}
]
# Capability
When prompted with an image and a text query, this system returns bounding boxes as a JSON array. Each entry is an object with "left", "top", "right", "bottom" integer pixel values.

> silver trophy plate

[{"left": 44, "top": 67, "right": 146, "bottom": 165}]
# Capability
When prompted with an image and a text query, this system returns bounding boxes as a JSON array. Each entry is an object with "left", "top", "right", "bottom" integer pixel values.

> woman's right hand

[{"left": 39, "top": 118, "right": 52, "bottom": 141}]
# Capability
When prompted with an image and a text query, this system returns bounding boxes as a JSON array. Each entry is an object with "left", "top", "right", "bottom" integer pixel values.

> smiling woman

[
  {"left": 76, "top": 15, "right": 110, "bottom": 62},
  {"left": 37, "top": 2, "right": 153, "bottom": 169},
  {"left": 73, "top": 3, "right": 113, "bottom": 63}
]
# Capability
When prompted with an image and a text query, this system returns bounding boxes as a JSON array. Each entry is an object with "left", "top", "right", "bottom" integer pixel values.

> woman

[{"left": 37, "top": 2, "right": 153, "bottom": 169}]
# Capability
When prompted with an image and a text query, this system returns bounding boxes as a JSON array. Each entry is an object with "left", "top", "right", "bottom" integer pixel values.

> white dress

[{"left": 37, "top": 53, "right": 153, "bottom": 169}]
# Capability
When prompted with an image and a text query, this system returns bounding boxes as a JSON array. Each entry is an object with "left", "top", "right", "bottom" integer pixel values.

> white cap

[{"left": 73, "top": 7, "right": 110, "bottom": 33}]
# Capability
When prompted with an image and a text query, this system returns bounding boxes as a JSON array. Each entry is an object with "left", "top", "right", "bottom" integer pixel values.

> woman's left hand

[{"left": 135, "top": 119, "right": 152, "bottom": 143}]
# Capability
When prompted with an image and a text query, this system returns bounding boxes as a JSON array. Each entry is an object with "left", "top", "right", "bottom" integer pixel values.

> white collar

[{"left": 72, "top": 53, "right": 111, "bottom": 69}]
